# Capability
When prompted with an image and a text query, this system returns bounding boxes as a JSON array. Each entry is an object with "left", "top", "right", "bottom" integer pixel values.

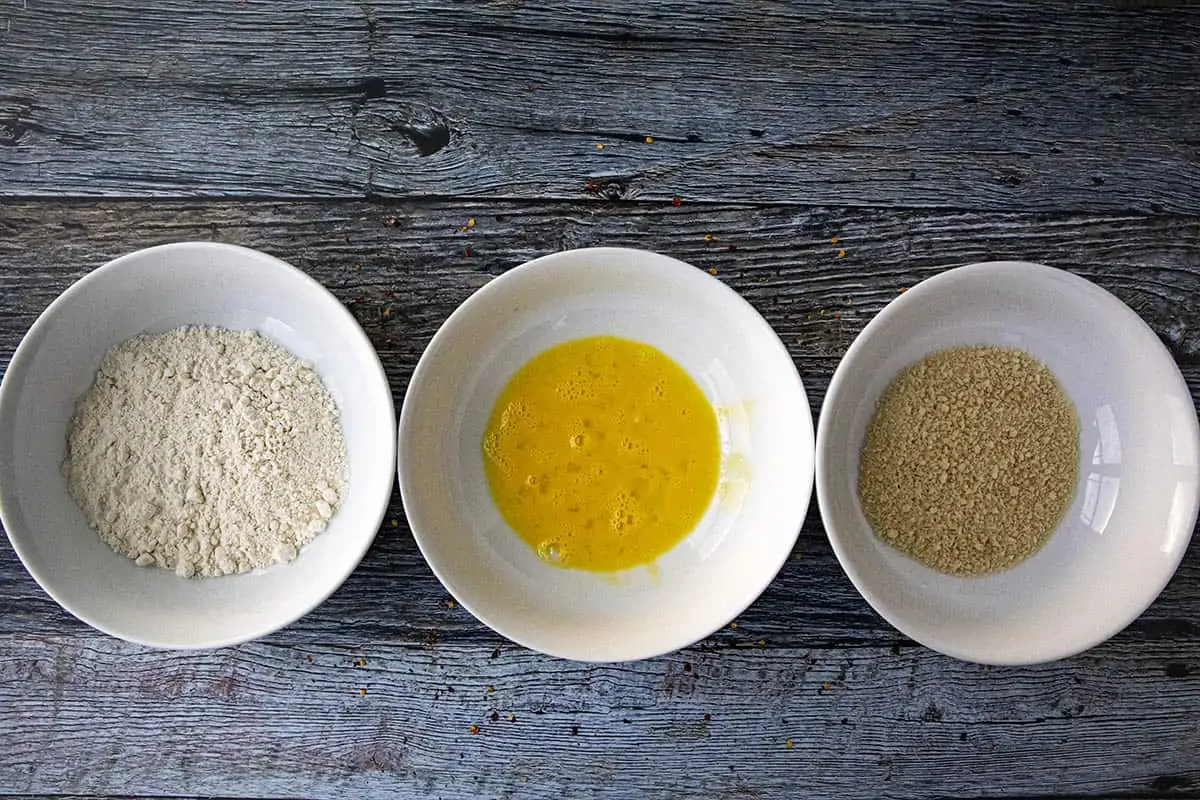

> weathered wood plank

[
  {"left": 1, "top": 635, "right": 1197, "bottom": 799},
  {"left": 2, "top": 199, "right": 1199, "bottom": 798},
  {"left": 1, "top": 199, "right": 1198, "bottom": 656},
  {"left": 2, "top": 1, "right": 1200, "bottom": 210}
]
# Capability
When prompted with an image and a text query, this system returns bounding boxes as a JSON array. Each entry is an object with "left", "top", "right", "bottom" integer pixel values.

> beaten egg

[{"left": 482, "top": 335, "right": 720, "bottom": 572}]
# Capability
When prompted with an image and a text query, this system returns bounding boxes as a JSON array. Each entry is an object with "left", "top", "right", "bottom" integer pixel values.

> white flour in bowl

[{"left": 63, "top": 325, "right": 348, "bottom": 578}]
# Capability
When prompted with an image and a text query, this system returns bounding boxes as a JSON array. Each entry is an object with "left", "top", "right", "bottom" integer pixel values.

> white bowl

[
  {"left": 0, "top": 242, "right": 396, "bottom": 648},
  {"left": 399, "top": 247, "right": 814, "bottom": 662},
  {"left": 817, "top": 261, "right": 1200, "bottom": 665}
]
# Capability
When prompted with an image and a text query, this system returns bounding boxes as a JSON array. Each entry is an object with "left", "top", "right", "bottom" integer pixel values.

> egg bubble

[
  {"left": 538, "top": 540, "right": 565, "bottom": 564},
  {"left": 500, "top": 400, "right": 532, "bottom": 428}
]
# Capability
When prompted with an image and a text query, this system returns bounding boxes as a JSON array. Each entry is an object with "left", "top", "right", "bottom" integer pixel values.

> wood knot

[
  {"left": 995, "top": 171, "right": 1023, "bottom": 187},
  {"left": 585, "top": 177, "right": 629, "bottom": 201},
  {"left": 357, "top": 76, "right": 387, "bottom": 100},
  {"left": 0, "top": 117, "right": 22, "bottom": 146},
  {"left": 355, "top": 744, "right": 407, "bottom": 773},
  {"left": 1165, "top": 662, "right": 1191, "bottom": 679},
  {"left": 392, "top": 113, "right": 451, "bottom": 157},
  {"left": 0, "top": 101, "right": 37, "bottom": 147}
]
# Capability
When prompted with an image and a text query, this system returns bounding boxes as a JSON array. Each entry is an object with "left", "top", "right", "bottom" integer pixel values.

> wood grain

[
  {"left": 1, "top": 635, "right": 1197, "bottom": 799},
  {"left": 1, "top": 199, "right": 1198, "bottom": 798},
  {"left": 5, "top": 3, "right": 1200, "bottom": 793},
  {"left": 3, "top": 1, "right": 1200, "bottom": 210}
]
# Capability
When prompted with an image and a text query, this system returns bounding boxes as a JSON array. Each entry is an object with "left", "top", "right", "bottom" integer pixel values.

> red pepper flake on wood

[
  {"left": 672, "top": 196, "right": 682, "bottom": 207},
  {"left": 837, "top": 249, "right": 846, "bottom": 258},
  {"left": 469, "top": 725, "right": 480, "bottom": 734},
  {"left": 464, "top": 247, "right": 472, "bottom": 258},
  {"left": 707, "top": 267, "right": 718, "bottom": 276}
]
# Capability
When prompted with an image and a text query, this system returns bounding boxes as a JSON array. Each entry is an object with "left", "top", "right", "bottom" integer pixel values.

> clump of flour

[{"left": 64, "top": 326, "right": 348, "bottom": 578}]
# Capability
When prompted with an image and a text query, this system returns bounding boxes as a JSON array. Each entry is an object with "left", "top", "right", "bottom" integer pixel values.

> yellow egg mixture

[{"left": 482, "top": 336, "right": 720, "bottom": 572}]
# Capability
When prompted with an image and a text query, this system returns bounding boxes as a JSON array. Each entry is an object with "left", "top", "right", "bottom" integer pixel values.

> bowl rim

[
  {"left": 815, "top": 259, "right": 1200, "bottom": 665},
  {"left": 397, "top": 245, "right": 815, "bottom": 662},
  {"left": 0, "top": 240, "right": 397, "bottom": 649}
]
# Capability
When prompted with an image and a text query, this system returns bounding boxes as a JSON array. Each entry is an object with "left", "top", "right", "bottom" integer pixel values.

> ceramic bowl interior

[
  {"left": 0, "top": 242, "right": 396, "bottom": 648},
  {"left": 817, "top": 261, "right": 1199, "bottom": 664},
  {"left": 399, "top": 247, "right": 814, "bottom": 661}
]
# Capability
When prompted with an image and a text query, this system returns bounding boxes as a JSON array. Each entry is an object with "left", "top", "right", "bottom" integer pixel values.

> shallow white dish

[
  {"left": 399, "top": 247, "right": 814, "bottom": 662},
  {"left": 0, "top": 242, "right": 396, "bottom": 648},
  {"left": 817, "top": 261, "right": 1200, "bottom": 665}
]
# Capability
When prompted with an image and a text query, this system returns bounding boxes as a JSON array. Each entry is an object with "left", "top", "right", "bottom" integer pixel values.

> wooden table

[{"left": 2, "top": 2, "right": 1199, "bottom": 798}]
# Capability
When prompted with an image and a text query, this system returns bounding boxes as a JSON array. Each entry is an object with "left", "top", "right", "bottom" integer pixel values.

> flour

[{"left": 64, "top": 326, "right": 348, "bottom": 578}]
